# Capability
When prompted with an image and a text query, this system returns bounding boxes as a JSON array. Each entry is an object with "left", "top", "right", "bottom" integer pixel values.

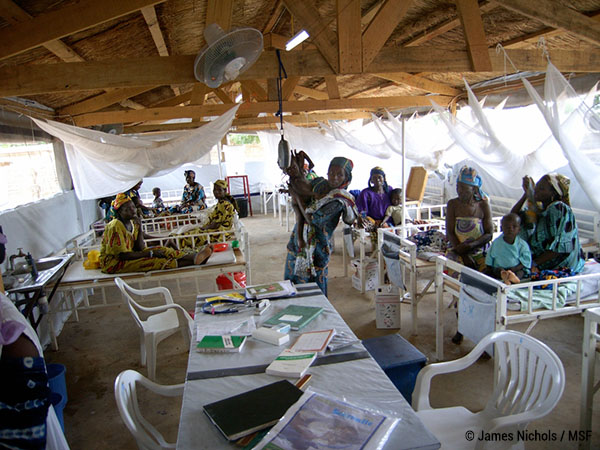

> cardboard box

[
  {"left": 375, "top": 285, "right": 401, "bottom": 329},
  {"left": 351, "top": 257, "right": 378, "bottom": 292}
]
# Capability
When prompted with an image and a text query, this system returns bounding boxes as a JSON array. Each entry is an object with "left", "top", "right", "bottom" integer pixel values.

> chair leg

[
  {"left": 140, "top": 332, "right": 147, "bottom": 367},
  {"left": 145, "top": 335, "right": 157, "bottom": 381}
]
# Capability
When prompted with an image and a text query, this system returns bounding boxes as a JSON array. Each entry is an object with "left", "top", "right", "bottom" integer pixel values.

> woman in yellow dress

[
  {"left": 100, "top": 193, "right": 212, "bottom": 274},
  {"left": 179, "top": 180, "right": 239, "bottom": 249}
]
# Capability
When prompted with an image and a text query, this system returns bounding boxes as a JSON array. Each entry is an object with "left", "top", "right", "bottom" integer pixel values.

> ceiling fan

[{"left": 194, "top": 23, "right": 263, "bottom": 88}]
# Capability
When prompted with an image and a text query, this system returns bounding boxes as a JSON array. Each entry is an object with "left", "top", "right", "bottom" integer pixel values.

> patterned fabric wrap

[
  {"left": 179, "top": 183, "right": 206, "bottom": 213},
  {"left": 213, "top": 179, "right": 228, "bottom": 190},
  {"left": 0, "top": 356, "right": 50, "bottom": 449},
  {"left": 100, "top": 219, "right": 184, "bottom": 273},
  {"left": 447, "top": 216, "right": 489, "bottom": 271},
  {"left": 329, "top": 157, "right": 353, "bottom": 188},
  {"left": 530, "top": 268, "right": 573, "bottom": 289},
  {"left": 457, "top": 166, "right": 488, "bottom": 201},
  {"left": 284, "top": 189, "right": 357, "bottom": 295},
  {"left": 152, "top": 197, "right": 165, "bottom": 211},
  {"left": 409, "top": 229, "right": 449, "bottom": 255},
  {"left": 179, "top": 199, "right": 236, "bottom": 248},
  {"left": 529, "top": 201, "right": 585, "bottom": 273},
  {"left": 111, "top": 192, "right": 131, "bottom": 210},
  {"left": 545, "top": 173, "right": 571, "bottom": 206}
]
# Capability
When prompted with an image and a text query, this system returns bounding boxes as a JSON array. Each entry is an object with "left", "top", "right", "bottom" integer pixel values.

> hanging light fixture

[{"left": 286, "top": 30, "right": 309, "bottom": 51}]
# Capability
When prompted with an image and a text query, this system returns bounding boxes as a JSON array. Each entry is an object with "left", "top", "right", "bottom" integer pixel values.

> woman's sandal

[{"left": 194, "top": 245, "right": 213, "bottom": 265}]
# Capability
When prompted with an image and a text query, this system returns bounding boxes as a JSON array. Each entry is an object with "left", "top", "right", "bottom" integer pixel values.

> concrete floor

[{"left": 45, "top": 214, "right": 599, "bottom": 449}]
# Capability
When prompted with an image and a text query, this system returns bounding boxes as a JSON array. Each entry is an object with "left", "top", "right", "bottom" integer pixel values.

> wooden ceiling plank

[
  {"left": 324, "top": 75, "right": 340, "bottom": 99},
  {"left": 503, "top": 11, "right": 600, "bottom": 49},
  {"left": 206, "top": 0, "right": 234, "bottom": 31},
  {"left": 141, "top": 5, "right": 169, "bottom": 56},
  {"left": 151, "top": 91, "right": 192, "bottom": 108},
  {"left": 362, "top": 0, "right": 412, "bottom": 68},
  {"left": 282, "top": 0, "right": 339, "bottom": 73},
  {"left": 262, "top": 0, "right": 285, "bottom": 34},
  {"left": 58, "top": 86, "right": 156, "bottom": 116},
  {"left": 294, "top": 86, "right": 329, "bottom": 100},
  {"left": 190, "top": 83, "right": 209, "bottom": 105},
  {"left": 0, "top": 0, "right": 84, "bottom": 62},
  {"left": 282, "top": 76, "right": 300, "bottom": 100},
  {"left": 374, "top": 72, "right": 461, "bottom": 96},
  {"left": 337, "top": 0, "right": 362, "bottom": 74},
  {"left": 456, "top": 0, "right": 492, "bottom": 71},
  {"left": 267, "top": 79, "right": 278, "bottom": 101},
  {"left": 495, "top": 0, "right": 600, "bottom": 46},
  {"left": 3, "top": 48, "right": 600, "bottom": 97},
  {"left": 404, "top": 1, "right": 496, "bottom": 47},
  {"left": 120, "top": 99, "right": 146, "bottom": 110},
  {"left": 0, "top": 0, "right": 166, "bottom": 61},
  {"left": 263, "top": 32, "right": 288, "bottom": 50},
  {"left": 73, "top": 95, "right": 453, "bottom": 127}
]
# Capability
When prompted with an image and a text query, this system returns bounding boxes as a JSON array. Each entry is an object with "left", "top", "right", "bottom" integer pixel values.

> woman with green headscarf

[
  {"left": 511, "top": 173, "right": 585, "bottom": 273},
  {"left": 284, "top": 157, "right": 357, "bottom": 295},
  {"left": 179, "top": 179, "right": 239, "bottom": 248}
]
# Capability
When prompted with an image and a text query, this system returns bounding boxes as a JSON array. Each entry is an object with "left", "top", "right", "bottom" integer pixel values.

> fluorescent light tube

[{"left": 286, "top": 30, "right": 309, "bottom": 51}]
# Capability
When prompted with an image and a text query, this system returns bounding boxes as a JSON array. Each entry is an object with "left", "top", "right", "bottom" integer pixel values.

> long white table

[{"left": 177, "top": 282, "right": 440, "bottom": 449}]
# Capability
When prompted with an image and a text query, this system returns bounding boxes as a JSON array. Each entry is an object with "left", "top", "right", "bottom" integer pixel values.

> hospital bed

[
  {"left": 45, "top": 218, "right": 250, "bottom": 350},
  {"left": 434, "top": 256, "right": 600, "bottom": 361},
  {"left": 341, "top": 203, "right": 448, "bottom": 294}
]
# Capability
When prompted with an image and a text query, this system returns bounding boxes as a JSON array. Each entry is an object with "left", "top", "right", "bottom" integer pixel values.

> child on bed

[
  {"left": 152, "top": 187, "right": 165, "bottom": 213},
  {"left": 381, "top": 188, "right": 404, "bottom": 227},
  {"left": 485, "top": 213, "right": 532, "bottom": 284}
]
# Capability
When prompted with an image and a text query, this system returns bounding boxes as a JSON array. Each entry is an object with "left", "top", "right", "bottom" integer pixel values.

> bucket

[
  {"left": 47, "top": 363, "right": 67, "bottom": 404},
  {"left": 50, "top": 392, "right": 66, "bottom": 432},
  {"left": 237, "top": 198, "right": 248, "bottom": 218},
  {"left": 216, "top": 272, "right": 247, "bottom": 290}
]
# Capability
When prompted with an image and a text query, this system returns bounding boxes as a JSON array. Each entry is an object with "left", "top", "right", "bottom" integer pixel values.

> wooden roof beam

[
  {"left": 324, "top": 75, "right": 340, "bottom": 99},
  {"left": 337, "top": 0, "right": 361, "bottom": 74},
  {"left": 293, "top": 86, "right": 329, "bottom": 100},
  {"left": 262, "top": 0, "right": 285, "bottom": 34},
  {"left": 141, "top": 5, "right": 168, "bottom": 56},
  {"left": 0, "top": 0, "right": 84, "bottom": 62},
  {"left": 206, "top": 0, "right": 233, "bottom": 32},
  {"left": 495, "top": 0, "right": 600, "bottom": 46},
  {"left": 374, "top": 73, "right": 461, "bottom": 96},
  {"left": 282, "top": 0, "right": 339, "bottom": 73},
  {"left": 404, "top": 1, "right": 496, "bottom": 47},
  {"left": 151, "top": 91, "right": 192, "bottom": 108},
  {"left": 0, "top": 0, "right": 166, "bottom": 61},
  {"left": 73, "top": 96, "right": 453, "bottom": 127},
  {"left": 362, "top": 0, "right": 413, "bottom": 68},
  {"left": 3, "top": 48, "right": 600, "bottom": 96},
  {"left": 456, "top": 0, "right": 492, "bottom": 71},
  {"left": 58, "top": 86, "right": 157, "bottom": 116}
]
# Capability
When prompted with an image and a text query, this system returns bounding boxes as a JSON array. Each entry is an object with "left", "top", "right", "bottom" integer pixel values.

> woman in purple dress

[{"left": 356, "top": 167, "right": 393, "bottom": 248}]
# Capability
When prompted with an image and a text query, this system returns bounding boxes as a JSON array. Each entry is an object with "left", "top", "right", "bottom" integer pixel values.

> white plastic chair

[
  {"left": 114, "top": 369, "right": 184, "bottom": 450},
  {"left": 413, "top": 330, "right": 565, "bottom": 450},
  {"left": 115, "top": 277, "right": 193, "bottom": 381}
]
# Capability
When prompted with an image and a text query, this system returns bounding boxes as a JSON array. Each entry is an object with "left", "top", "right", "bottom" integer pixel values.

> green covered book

[
  {"left": 197, "top": 335, "right": 247, "bottom": 353},
  {"left": 262, "top": 305, "right": 323, "bottom": 330}
]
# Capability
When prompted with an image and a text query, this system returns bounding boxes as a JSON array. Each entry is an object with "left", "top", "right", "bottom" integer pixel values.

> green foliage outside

[{"left": 228, "top": 134, "right": 259, "bottom": 145}]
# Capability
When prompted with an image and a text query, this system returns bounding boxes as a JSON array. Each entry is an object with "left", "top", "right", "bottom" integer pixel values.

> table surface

[{"left": 176, "top": 282, "right": 440, "bottom": 450}]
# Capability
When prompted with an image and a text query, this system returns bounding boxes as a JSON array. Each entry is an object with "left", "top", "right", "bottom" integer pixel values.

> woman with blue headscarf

[
  {"left": 446, "top": 166, "right": 494, "bottom": 271},
  {"left": 284, "top": 157, "right": 357, "bottom": 295},
  {"left": 356, "top": 166, "right": 394, "bottom": 228}
]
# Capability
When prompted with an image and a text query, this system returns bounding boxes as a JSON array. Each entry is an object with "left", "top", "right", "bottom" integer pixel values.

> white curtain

[
  {"left": 522, "top": 62, "right": 600, "bottom": 210},
  {"left": 32, "top": 105, "right": 240, "bottom": 200}
]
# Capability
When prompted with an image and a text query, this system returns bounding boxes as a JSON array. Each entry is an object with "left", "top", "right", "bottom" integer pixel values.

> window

[{"left": 0, "top": 142, "right": 62, "bottom": 211}]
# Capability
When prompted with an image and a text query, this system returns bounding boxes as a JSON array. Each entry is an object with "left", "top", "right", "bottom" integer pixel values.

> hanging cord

[
  {"left": 275, "top": 49, "right": 288, "bottom": 137},
  {"left": 495, "top": 43, "right": 520, "bottom": 86},
  {"left": 536, "top": 37, "right": 551, "bottom": 63}
]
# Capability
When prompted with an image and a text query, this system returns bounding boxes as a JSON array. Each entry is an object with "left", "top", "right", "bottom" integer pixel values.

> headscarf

[
  {"left": 545, "top": 173, "right": 570, "bottom": 206},
  {"left": 184, "top": 170, "right": 195, "bottom": 178},
  {"left": 457, "top": 166, "right": 488, "bottom": 201},
  {"left": 368, "top": 166, "right": 389, "bottom": 192},
  {"left": 329, "top": 157, "right": 353, "bottom": 189},
  {"left": 111, "top": 192, "right": 132, "bottom": 210},
  {"left": 214, "top": 179, "right": 239, "bottom": 211}
]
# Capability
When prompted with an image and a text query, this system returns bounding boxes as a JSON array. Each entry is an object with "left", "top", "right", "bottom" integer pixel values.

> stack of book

[{"left": 246, "top": 280, "right": 297, "bottom": 300}]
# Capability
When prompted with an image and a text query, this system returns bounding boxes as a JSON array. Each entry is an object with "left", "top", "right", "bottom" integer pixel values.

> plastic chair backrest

[
  {"left": 115, "top": 277, "right": 174, "bottom": 330},
  {"left": 114, "top": 369, "right": 182, "bottom": 450},
  {"left": 484, "top": 331, "right": 565, "bottom": 424}
]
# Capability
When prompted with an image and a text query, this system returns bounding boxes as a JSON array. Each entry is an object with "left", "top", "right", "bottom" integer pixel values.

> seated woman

[
  {"left": 178, "top": 180, "right": 239, "bottom": 249},
  {"left": 356, "top": 167, "right": 393, "bottom": 229},
  {"left": 446, "top": 166, "right": 494, "bottom": 271},
  {"left": 170, "top": 170, "right": 206, "bottom": 214},
  {"left": 99, "top": 193, "right": 212, "bottom": 274},
  {"left": 511, "top": 173, "right": 585, "bottom": 274}
]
